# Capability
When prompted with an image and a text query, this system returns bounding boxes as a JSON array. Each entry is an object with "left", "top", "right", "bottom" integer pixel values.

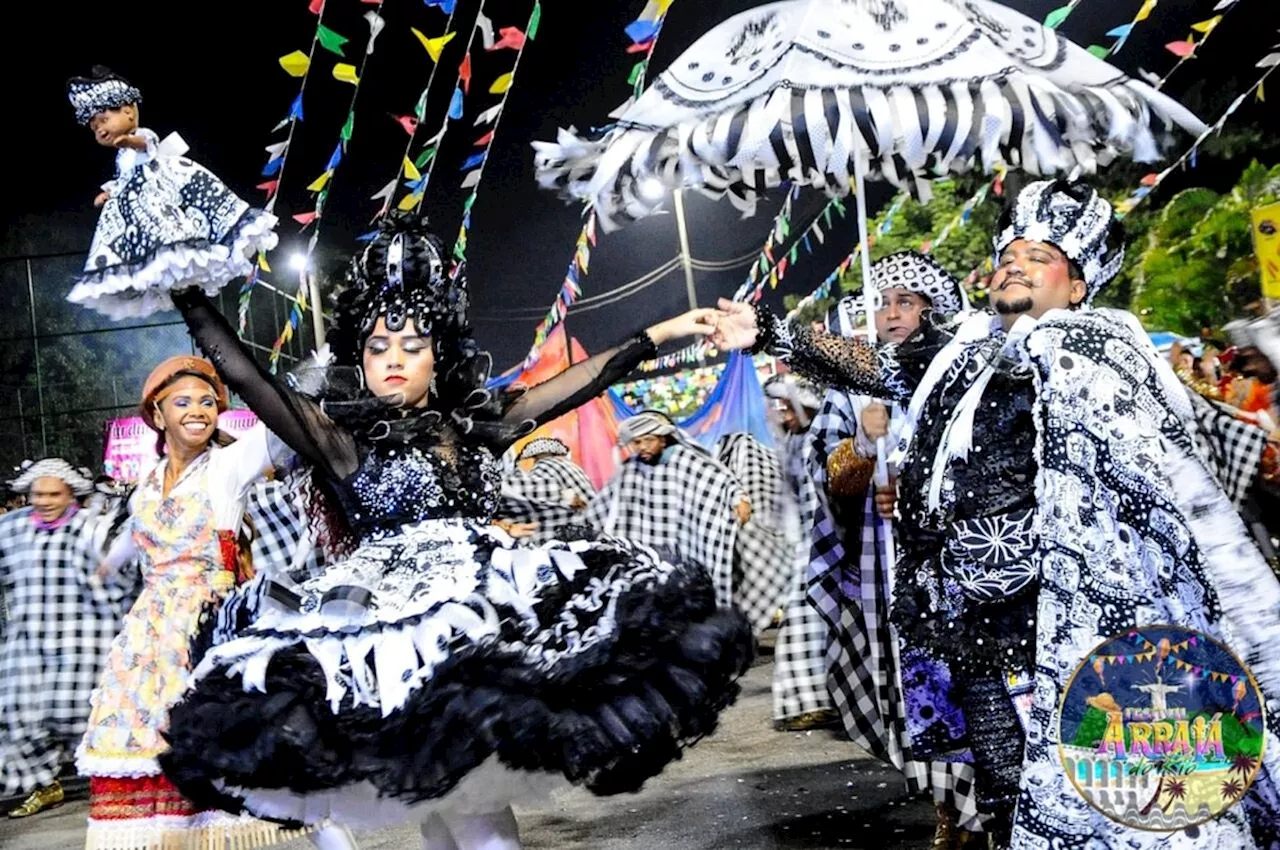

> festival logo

[{"left": 1059, "top": 626, "right": 1266, "bottom": 831}]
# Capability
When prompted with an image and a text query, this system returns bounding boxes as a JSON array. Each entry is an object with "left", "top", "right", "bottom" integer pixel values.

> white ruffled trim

[
  {"left": 68, "top": 211, "right": 279, "bottom": 319},
  {"left": 74, "top": 738, "right": 162, "bottom": 778},
  {"left": 222, "top": 756, "right": 568, "bottom": 829}
]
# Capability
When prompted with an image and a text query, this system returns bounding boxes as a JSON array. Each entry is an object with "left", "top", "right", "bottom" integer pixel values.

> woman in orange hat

[{"left": 78, "top": 356, "right": 354, "bottom": 850}]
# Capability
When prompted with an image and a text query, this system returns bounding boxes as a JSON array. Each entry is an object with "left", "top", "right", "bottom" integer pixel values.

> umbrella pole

[{"left": 851, "top": 146, "right": 899, "bottom": 596}]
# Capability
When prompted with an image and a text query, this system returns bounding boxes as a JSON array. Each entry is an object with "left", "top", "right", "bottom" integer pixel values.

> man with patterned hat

[
  {"left": 585, "top": 411, "right": 747, "bottom": 612},
  {"left": 801, "top": 252, "right": 985, "bottom": 844},
  {"left": 714, "top": 179, "right": 1280, "bottom": 848},
  {"left": 497, "top": 437, "right": 597, "bottom": 544},
  {"left": 0, "top": 459, "right": 137, "bottom": 817}
]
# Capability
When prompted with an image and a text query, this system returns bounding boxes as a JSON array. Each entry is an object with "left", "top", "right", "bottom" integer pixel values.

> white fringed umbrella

[{"left": 534, "top": 0, "right": 1207, "bottom": 232}]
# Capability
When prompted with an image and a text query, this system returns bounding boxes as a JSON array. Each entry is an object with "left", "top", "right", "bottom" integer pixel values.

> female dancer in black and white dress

[{"left": 156, "top": 212, "right": 754, "bottom": 849}]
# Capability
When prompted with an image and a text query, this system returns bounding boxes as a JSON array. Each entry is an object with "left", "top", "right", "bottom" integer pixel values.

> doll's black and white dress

[
  {"left": 68, "top": 128, "right": 277, "bottom": 319},
  {"left": 157, "top": 291, "right": 754, "bottom": 829}
]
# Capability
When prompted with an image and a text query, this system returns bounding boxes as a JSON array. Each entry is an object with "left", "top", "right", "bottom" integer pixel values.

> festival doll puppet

[{"left": 65, "top": 66, "right": 278, "bottom": 319}]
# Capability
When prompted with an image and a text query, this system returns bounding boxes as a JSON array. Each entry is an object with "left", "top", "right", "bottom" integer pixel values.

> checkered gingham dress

[
  {"left": 499, "top": 457, "right": 597, "bottom": 544},
  {"left": 716, "top": 434, "right": 796, "bottom": 635},
  {"left": 771, "top": 429, "right": 834, "bottom": 721},
  {"left": 586, "top": 444, "right": 740, "bottom": 610},
  {"left": 244, "top": 477, "right": 324, "bottom": 581},
  {"left": 0, "top": 507, "right": 137, "bottom": 795},
  {"left": 1185, "top": 388, "right": 1269, "bottom": 510},
  {"left": 807, "top": 390, "right": 986, "bottom": 831}
]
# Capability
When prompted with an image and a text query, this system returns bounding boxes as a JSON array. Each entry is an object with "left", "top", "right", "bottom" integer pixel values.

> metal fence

[{"left": 0, "top": 251, "right": 317, "bottom": 475}]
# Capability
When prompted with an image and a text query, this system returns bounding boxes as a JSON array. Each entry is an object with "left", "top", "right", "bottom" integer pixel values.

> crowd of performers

[{"left": 2, "top": 61, "right": 1280, "bottom": 850}]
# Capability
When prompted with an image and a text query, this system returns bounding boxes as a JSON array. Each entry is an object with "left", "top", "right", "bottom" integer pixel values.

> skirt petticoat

[
  {"left": 159, "top": 519, "right": 753, "bottom": 829},
  {"left": 68, "top": 153, "right": 278, "bottom": 319}
]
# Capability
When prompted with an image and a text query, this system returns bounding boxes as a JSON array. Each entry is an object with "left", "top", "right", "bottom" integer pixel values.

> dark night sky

[{"left": 3, "top": 0, "right": 1275, "bottom": 369}]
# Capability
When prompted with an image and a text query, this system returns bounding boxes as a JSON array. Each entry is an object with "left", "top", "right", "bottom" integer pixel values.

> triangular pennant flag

[
  {"left": 461, "top": 170, "right": 482, "bottom": 188},
  {"left": 627, "top": 62, "right": 644, "bottom": 85},
  {"left": 461, "top": 152, "right": 486, "bottom": 171},
  {"left": 293, "top": 210, "right": 320, "bottom": 226},
  {"left": 474, "top": 12, "right": 495, "bottom": 50},
  {"left": 488, "top": 26, "right": 526, "bottom": 51},
  {"left": 474, "top": 129, "right": 494, "bottom": 146},
  {"left": 625, "top": 19, "right": 661, "bottom": 44},
  {"left": 528, "top": 1, "right": 542, "bottom": 39},
  {"left": 474, "top": 104, "right": 502, "bottom": 125},
  {"left": 1044, "top": 5, "right": 1072, "bottom": 29},
  {"left": 412, "top": 28, "right": 456, "bottom": 62},
  {"left": 289, "top": 93, "right": 305, "bottom": 121},
  {"left": 489, "top": 73, "right": 514, "bottom": 94},
  {"left": 317, "top": 24, "right": 349, "bottom": 56},
  {"left": 448, "top": 86, "right": 464, "bottom": 119},
  {"left": 356, "top": 229, "right": 379, "bottom": 242},
  {"left": 626, "top": 40, "right": 655, "bottom": 54},
  {"left": 425, "top": 0, "right": 457, "bottom": 12},
  {"left": 326, "top": 143, "right": 343, "bottom": 170},
  {"left": 364, "top": 11, "right": 385, "bottom": 53},
  {"left": 1166, "top": 37, "right": 1196, "bottom": 58},
  {"left": 1259, "top": 80, "right": 1266, "bottom": 102},
  {"left": 459, "top": 53, "right": 472, "bottom": 93},
  {"left": 1106, "top": 23, "right": 1134, "bottom": 39},
  {"left": 257, "top": 179, "right": 280, "bottom": 195},
  {"left": 398, "top": 192, "right": 423, "bottom": 212},
  {"left": 1258, "top": 52, "right": 1280, "bottom": 68},
  {"left": 340, "top": 111, "right": 355, "bottom": 144},
  {"left": 404, "top": 176, "right": 428, "bottom": 193},
  {"left": 413, "top": 88, "right": 430, "bottom": 120},
  {"left": 370, "top": 178, "right": 397, "bottom": 203},
  {"left": 265, "top": 140, "right": 289, "bottom": 161},
  {"left": 258, "top": 252, "right": 272, "bottom": 272},
  {"left": 279, "top": 50, "right": 311, "bottom": 77},
  {"left": 307, "top": 170, "right": 332, "bottom": 192},
  {"left": 309, "top": 0, "right": 324, "bottom": 14},
  {"left": 392, "top": 114, "right": 419, "bottom": 134},
  {"left": 333, "top": 63, "right": 360, "bottom": 84},
  {"left": 414, "top": 145, "right": 438, "bottom": 169},
  {"left": 262, "top": 157, "right": 284, "bottom": 177},
  {"left": 404, "top": 157, "right": 422, "bottom": 181},
  {"left": 1191, "top": 15, "right": 1222, "bottom": 34},
  {"left": 1135, "top": 0, "right": 1158, "bottom": 21}
]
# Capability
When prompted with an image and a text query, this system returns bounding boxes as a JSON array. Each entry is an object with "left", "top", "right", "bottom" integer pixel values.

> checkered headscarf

[
  {"left": 995, "top": 179, "right": 1124, "bottom": 301},
  {"left": 9, "top": 459, "right": 94, "bottom": 496},
  {"left": 67, "top": 66, "right": 142, "bottom": 126}
]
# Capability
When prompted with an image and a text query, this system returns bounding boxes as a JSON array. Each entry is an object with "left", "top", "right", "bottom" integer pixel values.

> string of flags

[
  {"left": 1116, "top": 40, "right": 1279, "bottom": 219},
  {"left": 1154, "top": 0, "right": 1240, "bottom": 89},
  {"left": 269, "top": 0, "right": 387, "bottom": 368},
  {"left": 521, "top": 0, "right": 676, "bottom": 368},
  {"left": 726, "top": 183, "right": 801, "bottom": 304},
  {"left": 448, "top": 0, "right": 543, "bottom": 277},
  {"left": 1087, "top": 631, "right": 1249, "bottom": 686},
  {"left": 372, "top": 0, "right": 464, "bottom": 220}
]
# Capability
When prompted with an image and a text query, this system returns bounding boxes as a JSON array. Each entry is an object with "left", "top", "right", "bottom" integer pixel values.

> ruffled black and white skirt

[
  {"left": 160, "top": 519, "right": 753, "bottom": 829},
  {"left": 68, "top": 154, "right": 277, "bottom": 319}
]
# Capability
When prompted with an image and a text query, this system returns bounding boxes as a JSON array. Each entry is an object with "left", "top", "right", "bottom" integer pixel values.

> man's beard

[
  {"left": 638, "top": 452, "right": 662, "bottom": 465},
  {"left": 994, "top": 296, "right": 1034, "bottom": 316}
]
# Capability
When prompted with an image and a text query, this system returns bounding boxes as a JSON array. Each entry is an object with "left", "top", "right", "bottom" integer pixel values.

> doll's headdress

[
  {"left": 8, "top": 458, "right": 94, "bottom": 496},
  {"left": 994, "top": 179, "right": 1125, "bottom": 302},
  {"left": 517, "top": 438, "right": 571, "bottom": 461},
  {"left": 67, "top": 65, "right": 142, "bottom": 126},
  {"left": 837, "top": 252, "right": 968, "bottom": 325}
]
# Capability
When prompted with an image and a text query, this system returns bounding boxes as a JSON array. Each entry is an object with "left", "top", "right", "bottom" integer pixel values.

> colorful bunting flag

[
  {"left": 279, "top": 50, "right": 310, "bottom": 77},
  {"left": 316, "top": 24, "right": 349, "bottom": 56}
]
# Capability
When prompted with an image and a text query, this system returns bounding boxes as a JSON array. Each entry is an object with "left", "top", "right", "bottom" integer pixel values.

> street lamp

[
  {"left": 287, "top": 250, "right": 325, "bottom": 347},
  {"left": 634, "top": 177, "right": 698, "bottom": 310}
]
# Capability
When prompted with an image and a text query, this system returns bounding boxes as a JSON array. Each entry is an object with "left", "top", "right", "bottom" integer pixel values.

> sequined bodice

[
  {"left": 898, "top": 347, "right": 1038, "bottom": 532},
  {"left": 335, "top": 438, "right": 501, "bottom": 538}
]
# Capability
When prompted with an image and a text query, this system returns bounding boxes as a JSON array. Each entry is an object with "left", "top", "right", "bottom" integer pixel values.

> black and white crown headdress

[
  {"left": 517, "top": 438, "right": 571, "bottom": 461},
  {"left": 332, "top": 211, "right": 469, "bottom": 364},
  {"left": 67, "top": 65, "right": 142, "bottom": 126},
  {"left": 994, "top": 179, "right": 1123, "bottom": 301},
  {"left": 846, "top": 251, "right": 968, "bottom": 319},
  {"left": 9, "top": 458, "right": 94, "bottom": 496}
]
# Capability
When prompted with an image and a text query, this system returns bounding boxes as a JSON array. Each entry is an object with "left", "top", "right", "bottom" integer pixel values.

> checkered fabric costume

[
  {"left": 245, "top": 477, "right": 323, "bottom": 581},
  {"left": 807, "top": 390, "right": 985, "bottom": 831},
  {"left": 716, "top": 434, "right": 795, "bottom": 635},
  {"left": 1185, "top": 388, "right": 1269, "bottom": 511},
  {"left": 586, "top": 443, "right": 741, "bottom": 610},
  {"left": 771, "top": 428, "right": 833, "bottom": 721},
  {"left": 0, "top": 506, "right": 138, "bottom": 796},
  {"left": 500, "top": 457, "right": 597, "bottom": 545}
]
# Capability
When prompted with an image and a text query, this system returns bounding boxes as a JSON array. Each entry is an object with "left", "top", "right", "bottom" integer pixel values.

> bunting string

[
  {"left": 447, "top": 0, "right": 543, "bottom": 277},
  {"left": 368, "top": 0, "right": 465, "bottom": 220},
  {"left": 1086, "top": 631, "right": 1250, "bottom": 685},
  {"left": 1154, "top": 0, "right": 1240, "bottom": 90},
  {"left": 269, "top": 0, "right": 386, "bottom": 367},
  {"left": 1116, "top": 40, "right": 1278, "bottom": 218},
  {"left": 520, "top": 0, "right": 677, "bottom": 368}
]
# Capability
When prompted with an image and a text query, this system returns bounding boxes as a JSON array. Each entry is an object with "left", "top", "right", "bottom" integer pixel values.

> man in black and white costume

[
  {"left": 0, "top": 459, "right": 137, "bottom": 817},
  {"left": 716, "top": 179, "right": 1280, "bottom": 849},
  {"left": 715, "top": 430, "right": 797, "bottom": 637},
  {"left": 761, "top": 374, "right": 839, "bottom": 731},
  {"left": 498, "top": 438, "right": 596, "bottom": 544},
  {"left": 586, "top": 411, "right": 746, "bottom": 611}
]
